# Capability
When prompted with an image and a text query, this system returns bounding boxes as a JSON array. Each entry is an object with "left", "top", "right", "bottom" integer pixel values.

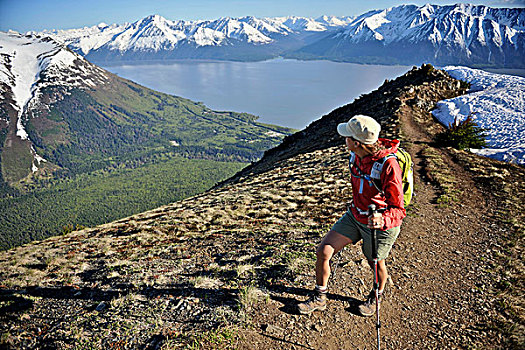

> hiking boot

[
  {"left": 357, "top": 290, "right": 382, "bottom": 317},
  {"left": 298, "top": 290, "right": 327, "bottom": 315}
]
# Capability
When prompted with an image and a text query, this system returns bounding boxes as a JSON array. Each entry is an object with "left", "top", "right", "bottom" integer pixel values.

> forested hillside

[
  {"left": 0, "top": 156, "right": 245, "bottom": 250},
  {"left": 0, "top": 74, "right": 293, "bottom": 250}
]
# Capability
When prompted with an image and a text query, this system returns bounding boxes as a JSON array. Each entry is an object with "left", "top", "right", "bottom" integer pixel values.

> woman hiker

[{"left": 298, "top": 114, "right": 406, "bottom": 316}]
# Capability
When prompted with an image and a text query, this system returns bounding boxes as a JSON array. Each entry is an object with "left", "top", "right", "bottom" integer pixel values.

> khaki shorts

[{"left": 332, "top": 210, "right": 400, "bottom": 261}]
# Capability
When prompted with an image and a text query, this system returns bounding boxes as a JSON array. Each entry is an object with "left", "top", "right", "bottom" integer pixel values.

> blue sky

[{"left": 1, "top": 0, "right": 523, "bottom": 32}]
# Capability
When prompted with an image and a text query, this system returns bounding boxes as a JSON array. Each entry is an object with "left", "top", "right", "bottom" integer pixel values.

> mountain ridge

[
  {"left": 31, "top": 4, "right": 525, "bottom": 68},
  {"left": 292, "top": 4, "right": 525, "bottom": 68},
  {"left": 1, "top": 65, "right": 522, "bottom": 348},
  {"left": 34, "top": 14, "right": 352, "bottom": 62}
]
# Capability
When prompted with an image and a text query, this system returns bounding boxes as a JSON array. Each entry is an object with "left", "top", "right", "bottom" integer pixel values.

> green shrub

[{"left": 436, "top": 115, "right": 487, "bottom": 150}]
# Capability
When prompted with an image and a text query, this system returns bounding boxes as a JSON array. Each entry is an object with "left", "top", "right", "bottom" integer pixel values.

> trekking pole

[{"left": 368, "top": 204, "right": 381, "bottom": 350}]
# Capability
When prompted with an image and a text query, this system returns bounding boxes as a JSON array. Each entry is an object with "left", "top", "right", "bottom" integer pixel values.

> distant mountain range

[
  {"left": 35, "top": 15, "right": 354, "bottom": 62},
  {"left": 35, "top": 4, "right": 525, "bottom": 68}
]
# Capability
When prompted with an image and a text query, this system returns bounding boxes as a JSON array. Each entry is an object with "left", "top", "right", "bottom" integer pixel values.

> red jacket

[{"left": 349, "top": 138, "right": 406, "bottom": 230}]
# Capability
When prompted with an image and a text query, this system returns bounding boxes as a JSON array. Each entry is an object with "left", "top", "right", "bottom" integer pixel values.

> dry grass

[
  {"left": 193, "top": 276, "right": 224, "bottom": 289},
  {"left": 421, "top": 146, "right": 461, "bottom": 206},
  {"left": 238, "top": 285, "right": 268, "bottom": 312}
]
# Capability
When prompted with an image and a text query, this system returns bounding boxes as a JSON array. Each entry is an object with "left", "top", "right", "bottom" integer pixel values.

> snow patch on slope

[
  {"left": 0, "top": 32, "right": 57, "bottom": 139},
  {"left": 432, "top": 66, "right": 525, "bottom": 164},
  {"left": 0, "top": 31, "right": 110, "bottom": 171}
]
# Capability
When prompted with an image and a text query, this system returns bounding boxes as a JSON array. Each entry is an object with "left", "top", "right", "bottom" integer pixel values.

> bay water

[{"left": 103, "top": 59, "right": 411, "bottom": 129}]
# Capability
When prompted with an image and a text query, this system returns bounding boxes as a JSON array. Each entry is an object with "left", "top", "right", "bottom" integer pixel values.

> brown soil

[{"left": 0, "top": 66, "right": 523, "bottom": 350}]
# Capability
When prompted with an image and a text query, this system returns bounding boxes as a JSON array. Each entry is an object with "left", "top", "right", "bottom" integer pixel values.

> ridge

[
  {"left": 31, "top": 4, "right": 525, "bottom": 68},
  {"left": 0, "top": 65, "right": 523, "bottom": 349},
  {"left": 216, "top": 64, "right": 467, "bottom": 187}
]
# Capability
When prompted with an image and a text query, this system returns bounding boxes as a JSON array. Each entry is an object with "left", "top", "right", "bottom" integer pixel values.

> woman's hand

[{"left": 368, "top": 213, "right": 384, "bottom": 229}]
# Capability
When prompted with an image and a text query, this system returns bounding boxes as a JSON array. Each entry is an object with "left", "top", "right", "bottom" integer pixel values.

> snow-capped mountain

[
  {"left": 338, "top": 4, "right": 524, "bottom": 47},
  {"left": 0, "top": 31, "right": 110, "bottom": 137},
  {"left": 0, "top": 31, "right": 111, "bottom": 179},
  {"left": 295, "top": 4, "right": 525, "bottom": 68},
  {"left": 270, "top": 16, "right": 351, "bottom": 32},
  {"left": 0, "top": 32, "right": 109, "bottom": 112},
  {"left": 34, "top": 5, "right": 524, "bottom": 67},
  {"left": 36, "top": 15, "right": 354, "bottom": 62}
]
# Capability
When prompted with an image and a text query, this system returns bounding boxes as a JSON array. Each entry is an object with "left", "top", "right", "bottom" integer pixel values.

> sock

[{"left": 315, "top": 285, "right": 327, "bottom": 294}]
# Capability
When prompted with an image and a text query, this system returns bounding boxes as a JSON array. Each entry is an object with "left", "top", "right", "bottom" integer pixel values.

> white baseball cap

[{"left": 337, "top": 115, "right": 381, "bottom": 144}]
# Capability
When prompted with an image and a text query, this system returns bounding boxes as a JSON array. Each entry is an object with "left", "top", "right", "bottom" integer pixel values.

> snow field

[{"left": 433, "top": 66, "right": 525, "bottom": 165}]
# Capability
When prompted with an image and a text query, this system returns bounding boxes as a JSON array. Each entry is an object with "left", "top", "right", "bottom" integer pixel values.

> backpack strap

[
  {"left": 370, "top": 154, "right": 397, "bottom": 181},
  {"left": 349, "top": 151, "right": 356, "bottom": 166},
  {"left": 349, "top": 153, "right": 397, "bottom": 195},
  {"left": 349, "top": 152, "right": 381, "bottom": 194}
]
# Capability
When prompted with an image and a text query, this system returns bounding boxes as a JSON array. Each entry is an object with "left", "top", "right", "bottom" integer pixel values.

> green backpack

[{"left": 349, "top": 147, "right": 414, "bottom": 207}]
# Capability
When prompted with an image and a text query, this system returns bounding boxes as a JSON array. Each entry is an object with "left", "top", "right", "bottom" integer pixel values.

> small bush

[
  {"left": 421, "top": 63, "right": 435, "bottom": 74},
  {"left": 62, "top": 224, "right": 86, "bottom": 235},
  {"left": 459, "top": 80, "right": 471, "bottom": 90},
  {"left": 436, "top": 115, "right": 487, "bottom": 150}
]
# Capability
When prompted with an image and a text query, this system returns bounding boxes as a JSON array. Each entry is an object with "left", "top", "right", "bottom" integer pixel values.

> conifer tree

[{"left": 436, "top": 115, "right": 487, "bottom": 150}]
